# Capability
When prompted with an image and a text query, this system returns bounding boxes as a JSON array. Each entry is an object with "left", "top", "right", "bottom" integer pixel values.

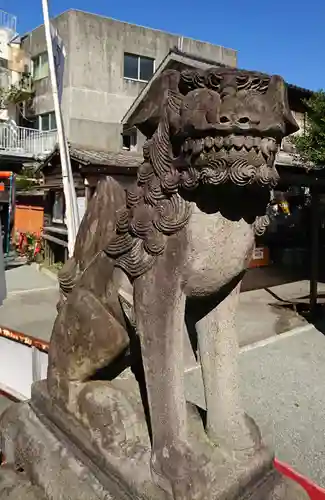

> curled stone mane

[{"left": 105, "top": 90, "right": 192, "bottom": 279}]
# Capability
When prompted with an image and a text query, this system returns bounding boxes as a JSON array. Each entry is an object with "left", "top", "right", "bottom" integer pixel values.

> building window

[
  {"left": 34, "top": 111, "right": 57, "bottom": 131},
  {"left": 122, "top": 129, "right": 137, "bottom": 151},
  {"left": 52, "top": 191, "right": 65, "bottom": 224},
  {"left": 32, "top": 52, "right": 49, "bottom": 80},
  {"left": 124, "top": 53, "right": 154, "bottom": 82}
]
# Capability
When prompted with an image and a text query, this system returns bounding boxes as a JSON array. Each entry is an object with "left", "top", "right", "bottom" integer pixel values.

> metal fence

[{"left": 0, "top": 122, "right": 57, "bottom": 158}]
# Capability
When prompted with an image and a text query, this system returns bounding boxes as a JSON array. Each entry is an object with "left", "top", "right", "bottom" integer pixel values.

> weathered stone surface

[
  {"left": 0, "top": 403, "right": 115, "bottom": 500},
  {"left": 0, "top": 392, "right": 308, "bottom": 499},
  {"left": 0, "top": 465, "right": 46, "bottom": 500},
  {"left": 248, "top": 469, "right": 310, "bottom": 499},
  {"left": 31, "top": 380, "right": 161, "bottom": 499},
  {"left": 0, "top": 67, "right": 305, "bottom": 499}
]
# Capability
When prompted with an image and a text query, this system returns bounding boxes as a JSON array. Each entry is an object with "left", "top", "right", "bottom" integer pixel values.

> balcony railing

[
  {"left": 0, "top": 122, "right": 57, "bottom": 159},
  {"left": 0, "top": 10, "right": 16, "bottom": 34}
]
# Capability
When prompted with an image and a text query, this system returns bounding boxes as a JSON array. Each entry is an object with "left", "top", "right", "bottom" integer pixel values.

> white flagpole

[{"left": 41, "top": 0, "right": 79, "bottom": 257}]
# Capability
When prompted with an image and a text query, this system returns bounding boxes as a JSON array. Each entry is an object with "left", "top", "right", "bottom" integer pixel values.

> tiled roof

[
  {"left": 68, "top": 144, "right": 143, "bottom": 168},
  {"left": 40, "top": 143, "right": 143, "bottom": 171}
]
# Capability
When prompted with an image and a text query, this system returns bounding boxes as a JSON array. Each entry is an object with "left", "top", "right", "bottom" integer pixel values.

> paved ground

[
  {"left": 0, "top": 263, "right": 319, "bottom": 346},
  {"left": 0, "top": 264, "right": 58, "bottom": 341},
  {"left": 241, "top": 326, "right": 325, "bottom": 488},
  {"left": 185, "top": 324, "right": 325, "bottom": 488},
  {"left": 4, "top": 263, "right": 57, "bottom": 294}
]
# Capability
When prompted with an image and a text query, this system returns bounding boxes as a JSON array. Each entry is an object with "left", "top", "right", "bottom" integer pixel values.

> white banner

[
  {"left": 50, "top": 22, "right": 66, "bottom": 103},
  {"left": 0, "top": 218, "right": 6, "bottom": 306}
]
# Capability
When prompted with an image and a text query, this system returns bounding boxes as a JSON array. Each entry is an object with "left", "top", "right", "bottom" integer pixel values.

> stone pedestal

[{"left": 0, "top": 380, "right": 308, "bottom": 500}]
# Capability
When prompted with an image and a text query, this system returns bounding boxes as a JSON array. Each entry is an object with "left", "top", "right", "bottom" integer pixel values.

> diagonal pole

[{"left": 41, "top": 0, "right": 79, "bottom": 257}]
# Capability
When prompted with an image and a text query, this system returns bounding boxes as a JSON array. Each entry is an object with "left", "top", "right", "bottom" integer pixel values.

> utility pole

[
  {"left": 41, "top": 0, "right": 79, "bottom": 257},
  {"left": 0, "top": 217, "right": 6, "bottom": 306},
  {"left": 310, "top": 186, "right": 319, "bottom": 315}
]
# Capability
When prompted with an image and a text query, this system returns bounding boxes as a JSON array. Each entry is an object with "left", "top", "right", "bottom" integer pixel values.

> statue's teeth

[
  {"left": 268, "top": 138, "right": 278, "bottom": 153},
  {"left": 184, "top": 135, "right": 277, "bottom": 161},
  {"left": 204, "top": 136, "right": 214, "bottom": 149},
  {"left": 261, "top": 138, "right": 270, "bottom": 157},
  {"left": 193, "top": 139, "right": 204, "bottom": 154},
  {"left": 214, "top": 137, "right": 223, "bottom": 149},
  {"left": 244, "top": 136, "right": 254, "bottom": 150},
  {"left": 223, "top": 135, "right": 233, "bottom": 149},
  {"left": 232, "top": 135, "right": 245, "bottom": 149}
]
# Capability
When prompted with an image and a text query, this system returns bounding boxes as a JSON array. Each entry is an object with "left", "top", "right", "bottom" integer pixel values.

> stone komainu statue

[{"left": 47, "top": 68, "right": 305, "bottom": 499}]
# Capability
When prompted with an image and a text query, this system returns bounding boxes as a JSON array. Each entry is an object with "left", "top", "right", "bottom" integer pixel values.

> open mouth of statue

[{"left": 179, "top": 135, "right": 280, "bottom": 188}]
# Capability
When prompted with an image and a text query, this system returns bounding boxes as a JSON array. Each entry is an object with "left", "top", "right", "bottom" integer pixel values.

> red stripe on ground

[{"left": 275, "top": 458, "right": 325, "bottom": 499}]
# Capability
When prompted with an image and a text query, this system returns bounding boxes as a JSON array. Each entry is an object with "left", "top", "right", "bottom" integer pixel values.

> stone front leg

[
  {"left": 134, "top": 261, "right": 187, "bottom": 492},
  {"left": 195, "top": 281, "right": 260, "bottom": 454},
  {"left": 134, "top": 238, "right": 213, "bottom": 499}
]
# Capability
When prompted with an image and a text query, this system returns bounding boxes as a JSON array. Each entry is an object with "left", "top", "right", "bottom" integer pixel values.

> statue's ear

[
  {"left": 267, "top": 75, "right": 299, "bottom": 137},
  {"left": 128, "top": 70, "right": 181, "bottom": 138}
]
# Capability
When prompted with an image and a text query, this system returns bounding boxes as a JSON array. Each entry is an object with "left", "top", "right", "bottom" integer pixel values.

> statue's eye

[
  {"left": 220, "top": 115, "right": 230, "bottom": 123},
  {"left": 238, "top": 117, "right": 250, "bottom": 124}
]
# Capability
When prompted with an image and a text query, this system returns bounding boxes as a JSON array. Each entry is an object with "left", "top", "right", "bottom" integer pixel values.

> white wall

[{"left": 0, "top": 336, "right": 48, "bottom": 400}]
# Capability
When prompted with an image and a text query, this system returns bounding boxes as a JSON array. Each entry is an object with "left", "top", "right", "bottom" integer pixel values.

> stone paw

[{"left": 150, "top": 440, "right": 215, "bottom": 500}]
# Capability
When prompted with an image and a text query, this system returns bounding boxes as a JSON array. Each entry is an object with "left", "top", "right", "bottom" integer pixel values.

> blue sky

[{"left": 6, "top": 0, "right": 325, "bottom": 91}]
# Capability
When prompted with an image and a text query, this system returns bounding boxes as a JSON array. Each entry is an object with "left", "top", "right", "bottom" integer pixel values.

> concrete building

[{"left": 20, "top": 9, "right": 237, "bottom": 152}]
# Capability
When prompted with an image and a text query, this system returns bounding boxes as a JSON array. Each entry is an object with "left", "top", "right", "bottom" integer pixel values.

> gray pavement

[
  {"left": 0, "top": 288, "right": 58, "bottom": 341},
  {"left": 0, "top": 264, "right": 316, "bottom": 346},
  {"left": 241, "top": 326, "right": 325, "bottom": 488},
  {"left": 237, "top": 280, "right": 325, "bottom": 346},
  {"left": 237, "top": 289, "right": 306, "bottom": 347},
  {"left": 0, "top": 264, "right": 58, "bottom": 341},
  {"left": 186, "top": 325, "right": 325, "bottom": 488},
  {"left": 4, "top": 264, "right": 58, "bottom": 294}
]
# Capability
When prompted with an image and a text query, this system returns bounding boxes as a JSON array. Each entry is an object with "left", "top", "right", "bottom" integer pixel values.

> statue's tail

[
  {"left": 48, "top": 177, "right": 131, "bottom": 399},
  {"left": 56, "top": 176, "right": 127, "bottom": 310}
]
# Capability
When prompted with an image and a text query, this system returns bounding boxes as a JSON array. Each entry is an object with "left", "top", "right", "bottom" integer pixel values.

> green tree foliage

[
  {"left": 293, "top": 91, "right": 325, "bottom": 166},
  {"left": 15, "top": 165, "right": 41, "bottom": 191}
]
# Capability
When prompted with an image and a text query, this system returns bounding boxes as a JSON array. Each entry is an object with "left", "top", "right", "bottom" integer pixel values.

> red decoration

[{"left": 275, "top": 458, "right": 325, "bottom": 499}]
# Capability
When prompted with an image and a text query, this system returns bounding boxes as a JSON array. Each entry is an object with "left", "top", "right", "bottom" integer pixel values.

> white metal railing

[
  {"left": 0, "top": 10, "right": 16, "bottom": 34},
  {"left": 0, "top": 122, "right": 57, "bottom": 158},
  {"left": 0, "top": 331, "right": 48, "bottom": 400}
]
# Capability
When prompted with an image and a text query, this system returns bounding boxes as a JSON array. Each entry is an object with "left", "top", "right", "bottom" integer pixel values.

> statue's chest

[{"left": 182, "top": 208, "right": 254, "bottom": 297}]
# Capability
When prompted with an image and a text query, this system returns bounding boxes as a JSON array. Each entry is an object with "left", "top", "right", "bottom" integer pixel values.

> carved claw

[{"left": 150, "top": 441, "right": 214, "bottom": 500}]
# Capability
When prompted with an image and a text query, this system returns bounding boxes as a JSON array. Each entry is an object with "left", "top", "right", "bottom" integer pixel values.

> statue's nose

[
  {"left": 214, "top": 114, "right": 261, "bottom": 127},
  {"left": 220, "top": 115, "right": 231, "bottom": 124},
  {"left": 236, "top": 115, "right": 261, "bottom": 127}
]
